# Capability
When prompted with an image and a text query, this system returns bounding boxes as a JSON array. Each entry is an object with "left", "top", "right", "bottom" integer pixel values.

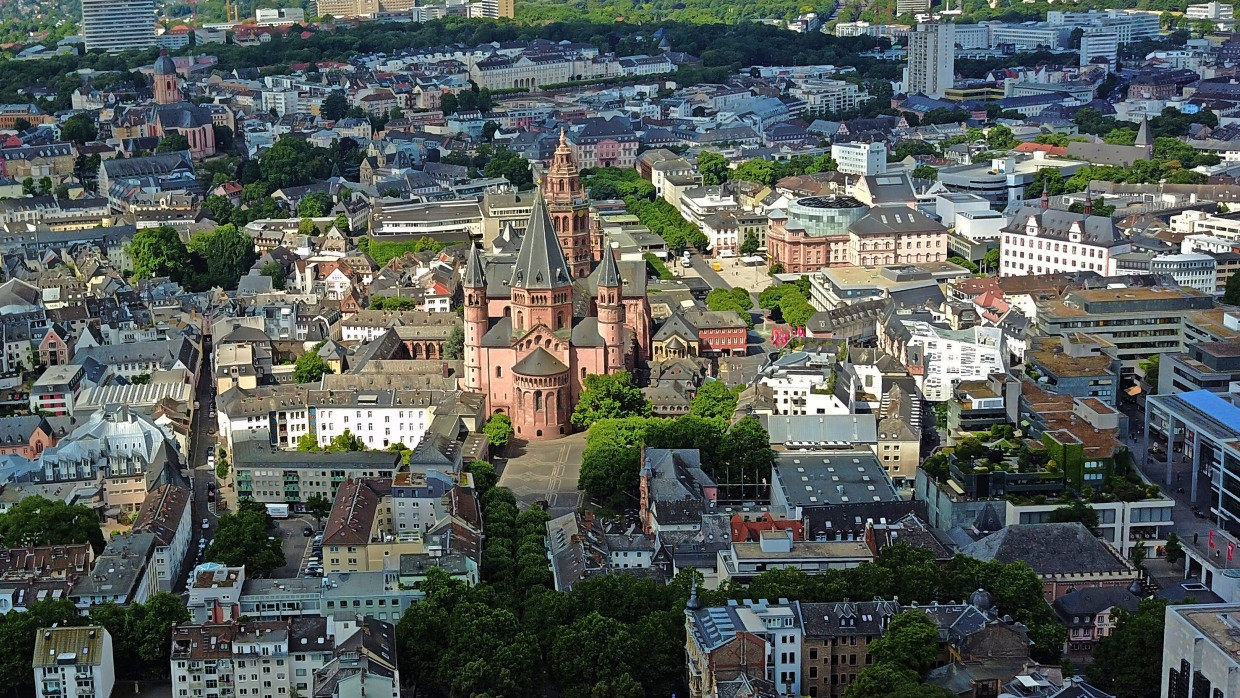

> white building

[
  {"left": 1150, "top": 253, "right": 1218, "bottom": 295},
  {"left": 1080, "top": 29, "right": 1119, "bottom": 66},
  {"left": 81, "top": 0, "right": 154, "bottom": 52},
  {"left": 905, "top": 23, "right": 955, "bottom": 99},
  {"left": 1171, "top": 209, "right": 1240, "bottom": 240},
  {"left": 171, "top": 616, "right": 400, "bottom": 698},
  {"left": 1187, "top": 1, "right": 1233, "bottom": 19},
  {"left": 1161, "top": 604, "right": 1240, "bottom": 698},
  {"left": 953, "top": 23, "right": 991, "bottom": 49},
  {"left": 789, "top": 79, "right": 872, "bottom": 113},
  {"left": 883, "top": 320, "right": 1005, "bottom": 401},
  {"left": 255, "top": 7, "right": 305, "bottom": 25},
  {"left": 758, "top": 369, "right": 850, "bottom": 416},
  {"left": 989, "top": 24, "right": 1065, "bottom": 50},
  {"left": 33, "top": 627, "right": 115, "bottom": 698},
  {"left": 999, "top": 206, "right": 1132, "bottom": 277},
  {"left": 831, "top": 142, "right": 887, "bottom": 176},
  {"left": 261, "top": 89, "right": 301, "bottom": 117},
  {"left": 679, "top": 187, "right": 739, "bottom": 226}
]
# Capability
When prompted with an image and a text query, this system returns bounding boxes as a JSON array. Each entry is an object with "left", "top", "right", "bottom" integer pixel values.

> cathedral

[{"left": 462, "top": 132, "right": 651, "bottom": 440}]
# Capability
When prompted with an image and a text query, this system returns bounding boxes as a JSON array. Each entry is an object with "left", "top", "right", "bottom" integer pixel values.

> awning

[{"left": 1126, "top": 385, "right": 1143, "bottom": 396}]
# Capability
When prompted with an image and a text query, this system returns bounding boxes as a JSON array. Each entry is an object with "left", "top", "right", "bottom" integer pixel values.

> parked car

[{"left": 303, "top": 527, "right": 314, "bottom": 537}]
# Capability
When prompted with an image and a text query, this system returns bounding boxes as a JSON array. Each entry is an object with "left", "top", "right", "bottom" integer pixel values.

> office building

[
  {"left": 1037, "top": 287, "right": 1217, "bottom": 375},
  {"left": 905, "top": 23, "right": 955, "bottom": 99},
  {"left": 255, "top": 7, "right": 304, "bottom": 25},
  {"left": 81, "top": 0, "right": 155, "bottom": 52},
  {"left": 33, "top": 627, "right": 114, "bottom": 698},
  {"left": 1161, "top": 604, "right": 1240, "bottom": 698},
  {"left": 897, "top": 0, "right": 931, "bottom": 15},
  {"left": 831, "top": 142, "right": 887, "bottom": 177},
  {"left": 1079, "top": 29, "right": 1119, "bottom": 66},
  {"left": 477, "top": 0, "right": 514, "bottom": 18},
  {"left": 1158, "top": 341, "right": 1240, "bottom": 395},
  {"left": 1187, "top": 1, "right": 1233, "bottom": 19}
]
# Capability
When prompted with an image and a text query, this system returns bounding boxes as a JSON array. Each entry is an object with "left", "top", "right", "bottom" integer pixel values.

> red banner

[{"left": 1211, "top": 529, "right": 1216, "bottom": 548}]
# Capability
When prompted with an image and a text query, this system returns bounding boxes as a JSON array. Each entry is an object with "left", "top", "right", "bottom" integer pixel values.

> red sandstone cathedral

[{"left": 461, "top": 131, "right": 652, "bottom": 440}]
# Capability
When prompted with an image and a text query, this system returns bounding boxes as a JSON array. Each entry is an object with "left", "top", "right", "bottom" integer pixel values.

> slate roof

[
  {"left": 509, "top": 192, "right": 572, "bottom": 290},
  {"left": 512, "top": 347, "right": 568, "bottom": 376},
  {"left": 849, "top": 207, "right": 947, "bottom": 235},
  {"left": 1052, "top": 586, "right": 1140, "bottom": 622},
  {"left": 961, "top": 522, "right": 1135, "bottom": 577},
  {"left": 1003, "top": 207, "right": 1125, "bottom": 248}
]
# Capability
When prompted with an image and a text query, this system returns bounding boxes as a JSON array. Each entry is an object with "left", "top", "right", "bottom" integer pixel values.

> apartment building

[
  {"left": 170, "top": 616, "right": 400, "bottom": 698},
  {"left": 905, "top": 23, "right": 954, "bottom": 99},
  {"left": 33, "top": 627, "right": 114, "bottom": 698},
  {"left": 81, "top": 0, "right": 154, "bottom": 52},
  {"left": 232, "top": 439, "right": 401, "bottom": 507},
  {"left": 685, "top": 598, "right": 804, "bottom": 698},
  {"left": 878, "top": 317, "right": 1005, "bottom": 402}
]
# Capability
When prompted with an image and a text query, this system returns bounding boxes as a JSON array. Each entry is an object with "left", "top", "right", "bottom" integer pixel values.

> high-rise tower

[
  {"left": 81, "top": 0, "right": 155, "bottom": 52},
  {"left": 904, "top": 23, "right": 955, "bottom": 99},
  {"left": 544, "top": 129, "right": 593, "bottom": 279}
]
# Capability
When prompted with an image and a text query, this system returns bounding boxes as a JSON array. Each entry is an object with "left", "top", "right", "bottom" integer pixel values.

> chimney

[{"left": 441, "top": 362, "right": 450, "bottom": 378}]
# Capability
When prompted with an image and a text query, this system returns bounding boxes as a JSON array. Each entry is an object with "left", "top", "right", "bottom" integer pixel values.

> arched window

[
  {"left": 496, "top": 366, "right": 502, "bottom": 377},
  {"left": 534, "top": 391, "right": 543, "bottom": 411}
]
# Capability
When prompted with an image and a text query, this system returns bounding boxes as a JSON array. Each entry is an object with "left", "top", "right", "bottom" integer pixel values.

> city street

[{"left": 176, "top": 336, "right": 220, "bottom": 592}]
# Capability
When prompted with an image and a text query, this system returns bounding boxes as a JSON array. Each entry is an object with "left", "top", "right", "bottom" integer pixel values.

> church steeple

[
  {"left": 509, "top": 190, "right": 574, "bottom": 334},
  {"left": 462, "top": 243, "right": 488, "bottom": 394},
  {"left": 510, "top": 190, "right": 572, "bottom": 291},
  {"left": 596, "top": 239, "right": 625, "bottom": 371},
  {"left": 544, "top": 127, "right": 592, "bottom": 278}
]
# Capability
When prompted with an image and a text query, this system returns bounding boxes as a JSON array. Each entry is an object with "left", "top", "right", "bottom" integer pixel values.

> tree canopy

[
  {"left": 690, "top": 380, "right": 739, "bottom": 421},
  {"left": 1088, "top": 599, "right": 1167, "bottom": 698},
  {"left": 294, "top": 346, "right": 332, "bottom": 384},
  {"left": 570, "top": 371, "right": 651, "bottom": 429},
  {"left": 204, "top": 500, "right": 285, "bottom": 577},
  {"left": 0, "top": 495, "right": 105, "bottom": 553}
]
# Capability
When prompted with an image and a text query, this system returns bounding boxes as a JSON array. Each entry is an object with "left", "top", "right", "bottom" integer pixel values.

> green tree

[
  {"left": 297, "top": 433, "right": 321, "bottom": 451},
  {"left": 294, "top": 349, "right": 331, "bottom": 384},
  {"left": 439, "top": 92, "right": 458, "bottom": 116},
  {"left": 215, "top": 458, "right": 230, "bottom": 480},
  {"left": 444, "top": 323, "right": 464, "bottom": 359},
  {"left": 321, "top": 92, "right": 349, "bottom": 121},
  {"left": 1140, "top": 354, "right": 1160, "bottom": 388},
  {"left": 204, "top": 500, "right": 285, "bottom": 577},
  {"left": 37, "top": 176, "right": 51, "bottom": 195},
  {"left": 1089, "top": 599, "right": 1168, "bottom": 698},
  {"left": 740, "top": 230, "right": 760, "bottom": 256},
  {"left": 705, "top": 286, "right": 754, "bottom": 328},
  {"left": 11, "top": 117, "right": 30, "bottom": 132},
  {"left": 304, "top": 493, "right": 332, "bottom": 527},
  {"left": 690, "top": 380, "right": 739, "bottom": 421},
  {"left": 911, "top": 164, "right": 938, "bottom": 181},
  {"left": 571, "top": 371, "right": 651, "bottom": 429},
  {"left": 20, "top": 177, "right": 33, "bottom": 196},
  {"left": 731, "top": 158, "right": 776, "bottom": 186},
  {"left": 483, "top": 148, "right": 533, "bottom": 189},
  {"left": 484, "top": 413, "right": 514, "bottom": 449},
  {"left": 0, "top": 495, "right": 106, "bottom": 553},
  {"left": 1225, "top": 267, "right": 1240, "bottom": 305},
  {"left": 0, "top": 599, "right": 86, "bottom": 689},
  {"left": 982, "top": 247, "right": 1001, "bottom": 273},
  {"left": 326, "top": 429, "right": 364, "bottom": 452},
  {"left": 482, "top": 120, "right": 500, "bottom": 142},
  {"left": 1048, "top": 500, "right": 1099, "bottom": 532},
  {"left": 1164, "top": 531, "right": 1184, "bottom": 564},
  {"left": 188, "top": 223, "right": 257, "bottom": 290},
  {"left": 61, "top": 113, "right": 98, "bottom": 145},
  {"left": 719, "top": 416, "right": 776, "bottom": 499},
  {"left": 213, "top": 125, "right": 234, "bottom": 152},
  {"left": 697, "top": 150, "right": 729, "bottom": 185},
  {"left": 986, "top": 124, "right": 1018, "bottom": 150},
  {"left": 156, "top": 132, "right": 191, "bottom": 153},
  {"left": 550, "top": 612, "right": 640, "bottom": 695},
  {"left": 204, "top": 194, "right": 235, "bottom": 223},
  {"left": 299, "top": 191, "right": 333, "bottom": 217},
  {"left": 259, "top": 260, "right": 286, "bottom": 289},
  {"left": 869, "top": 611, "right": 940, "bottom": 672},
  {"left": 1104, "top": 128, "right": 1137, "bottom": 145},
  {"left": 128, "top": 592, "right": 192, "bottom": 673},
  {"left": 467, "top": 460, "right": 498, "bottom": 497},
  {"left": 299, "top": 217, "right": 319, "bottom": 236},
  {"left": 128, "top": 225, "right": 190, "bottom": 281}
]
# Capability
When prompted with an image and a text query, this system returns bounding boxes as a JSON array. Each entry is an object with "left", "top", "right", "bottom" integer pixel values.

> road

[{"left": 176, "top": 336, "right": 220, "bottom": 592}]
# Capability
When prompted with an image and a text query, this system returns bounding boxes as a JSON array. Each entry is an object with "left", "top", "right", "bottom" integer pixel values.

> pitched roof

[
  {"left": 961, "top": 523, "right": 1136, "bottom": 577},
  {"left": 509, "top": 191, "right": 572, "bottom": 290},
  {"left": 512, "top": 347, "right": 568, "bottom": 376}
]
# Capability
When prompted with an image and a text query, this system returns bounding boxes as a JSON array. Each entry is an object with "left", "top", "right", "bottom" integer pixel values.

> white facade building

[
  {"left": 34, "top": 627, "right": 115, "bottom": 698},
  {"left": 255, "top": 8, "right": 305, "bottom": 25},
  {"left": 1080, "top": 30, "right": 1119, "bottom": 66},
  {"left": 905, "top": 23, "right": 955, "bottom": 99},
  {"left": 999, "top": 206, "right": 1132, "bottom": 277},
  {"left": 81, "top": 0, "right": 154, "bottom": 52},
  {"left": 899, "top": 322, "right": 1005, "bottom": 401},
  {"left": 1188, "top": 1, "right": 1234, "bottom": 19},
  {"left": 758, "top": 370, "right": 850, "bottom": 416},
  {"left": 1161, "top": 604, "right": 1240, "bottom": 698},
  {"left": 1150, "top": 253, "right": 1218, "bottom": 295},
  {"left": 831, "top": 142, "right": 887, "bottom": 177}
]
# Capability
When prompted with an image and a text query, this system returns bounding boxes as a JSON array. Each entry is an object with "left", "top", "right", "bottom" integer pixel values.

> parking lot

[{"left": 269, "top": 516, "right": 320, "bottom": 578}]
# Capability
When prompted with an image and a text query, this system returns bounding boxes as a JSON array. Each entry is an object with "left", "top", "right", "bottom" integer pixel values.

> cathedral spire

[
  {"left": 464, "top": 242, "right": 486, "bottom": 288},
  {"left": 597, "top": 240, "right": 621, "bottom": 289},
  {"left": 510, "top": 190, "right": 572, "bottom": 290}
]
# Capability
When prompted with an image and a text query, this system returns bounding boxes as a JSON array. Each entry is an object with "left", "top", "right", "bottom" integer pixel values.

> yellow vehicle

[{"left": 711, "top": 261, "right": 722, "bottom": 271}]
